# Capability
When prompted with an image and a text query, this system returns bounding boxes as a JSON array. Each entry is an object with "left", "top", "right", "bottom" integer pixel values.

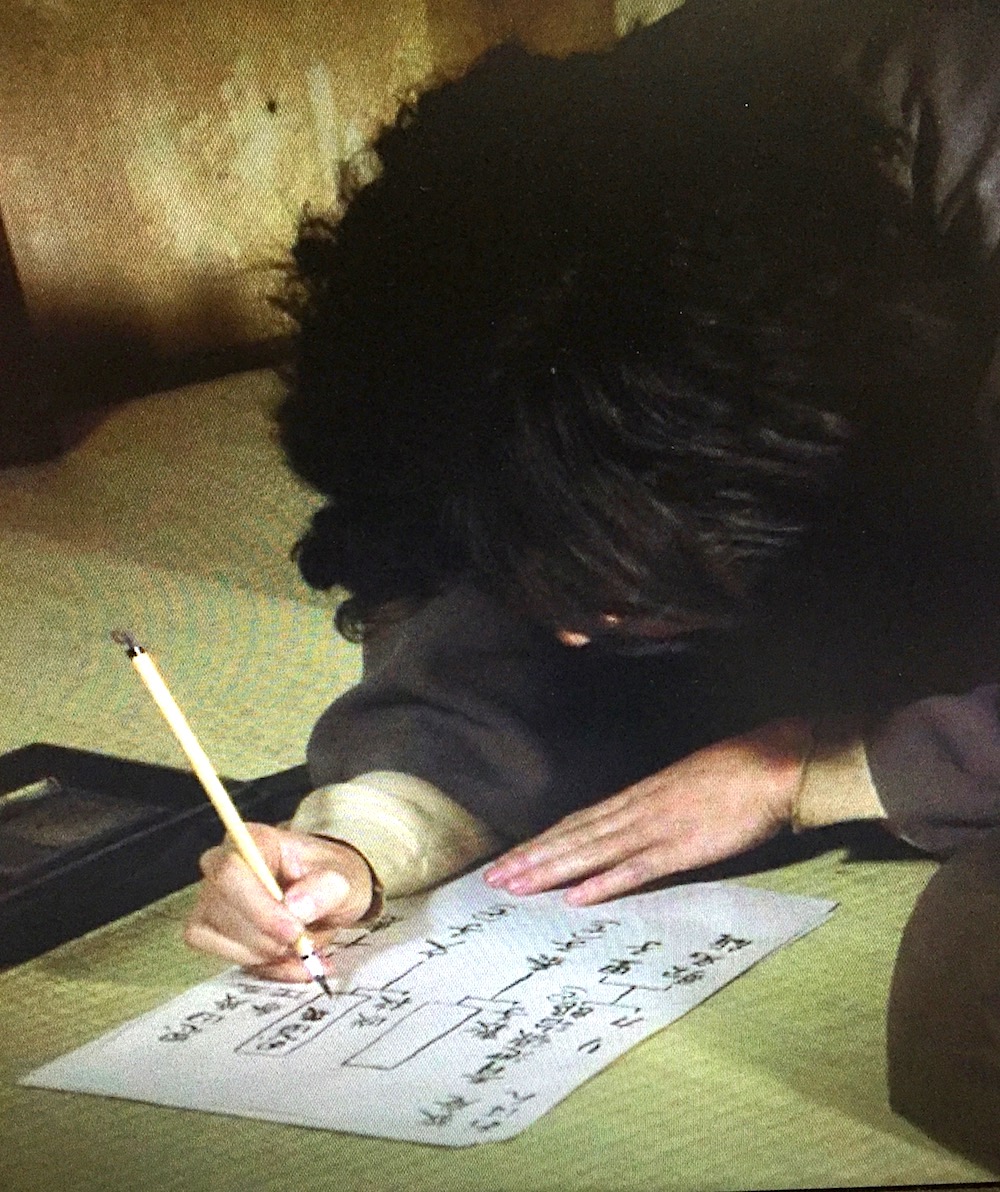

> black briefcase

[{"left": 0, "top": 743, "right": 312, "bottom": 966}]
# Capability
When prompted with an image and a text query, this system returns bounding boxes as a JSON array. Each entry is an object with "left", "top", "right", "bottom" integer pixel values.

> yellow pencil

[{"left": 111, "top": 630, "right": 333, "bottom": 997}]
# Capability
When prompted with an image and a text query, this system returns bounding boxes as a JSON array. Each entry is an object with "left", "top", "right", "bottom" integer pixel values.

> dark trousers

[{"left": 887, "top": 827, "right": 1000, "bottom": 1173}]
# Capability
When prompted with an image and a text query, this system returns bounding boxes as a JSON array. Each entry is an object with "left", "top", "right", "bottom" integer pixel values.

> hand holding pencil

[
  {"left": 113, "top": 632, "right": 376, "bottom": 988},
  {"left": 188, "top": 821, "right": 375, "bottom": 986}
]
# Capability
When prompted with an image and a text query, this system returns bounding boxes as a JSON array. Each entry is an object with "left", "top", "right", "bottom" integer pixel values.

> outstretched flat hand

[
  {"left": 185, "top": 822, "right": 374, "bottom": 982},
  {"left": 484, "top": 719, "right": 811, "bottom": 906}
]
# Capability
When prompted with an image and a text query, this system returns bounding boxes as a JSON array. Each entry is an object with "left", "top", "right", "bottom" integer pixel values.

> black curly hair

[{"left": 276, "top": 31, "right": 950, "bottom": 645}]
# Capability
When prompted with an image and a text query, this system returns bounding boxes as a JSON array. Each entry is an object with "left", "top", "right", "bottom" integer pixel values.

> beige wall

[
  {"left": 0, "top": 0, "right": 616, "bottom": 422},
  {"left": 0, "top": 1, "right": 433, "bottom": 368}
]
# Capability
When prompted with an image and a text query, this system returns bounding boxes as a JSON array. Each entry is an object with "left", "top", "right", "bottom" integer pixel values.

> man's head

[{"left": 276, "top": 38, "right": 901, "bottom": 647}]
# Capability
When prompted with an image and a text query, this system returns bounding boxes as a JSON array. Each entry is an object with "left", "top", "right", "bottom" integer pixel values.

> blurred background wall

[{"left": 0, "top": 0, "right": 682, "bottom": 462}]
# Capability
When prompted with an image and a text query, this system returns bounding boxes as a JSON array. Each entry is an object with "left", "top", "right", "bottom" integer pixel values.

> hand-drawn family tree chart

[{"left": 23, "top": 868, "right": 834, "bottom": 1145}]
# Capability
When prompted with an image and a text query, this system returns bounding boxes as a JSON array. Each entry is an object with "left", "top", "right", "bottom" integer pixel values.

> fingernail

[
  {"left": 285, "top": 894, "right": 316, "bottom": 922},
  {"left": 321, "top": 873, "right": 350, "bottom": 905},
  {"left": 490, "top": 857, "right": 524, "bottom": 878}
]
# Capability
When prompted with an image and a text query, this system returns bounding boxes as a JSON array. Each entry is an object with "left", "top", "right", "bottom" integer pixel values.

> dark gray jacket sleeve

[
  {"left": 868, "top": 685, "right": 1000, "bottom": 856},
  {"left": 306, "top": 585, "right": 709, "bottom": 842}
]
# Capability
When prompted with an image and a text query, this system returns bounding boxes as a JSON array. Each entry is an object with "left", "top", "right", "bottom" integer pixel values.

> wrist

[
  {"left": 789, "top": 717, "right": 883, "bottom": 831},
  {"left": 740, "top": 717, "right": 814, "bottom": 811}
]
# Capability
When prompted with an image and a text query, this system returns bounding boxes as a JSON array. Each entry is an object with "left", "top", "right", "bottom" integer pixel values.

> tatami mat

[{"left": 0, "top": 370, "right": 358, "bottom": 776}]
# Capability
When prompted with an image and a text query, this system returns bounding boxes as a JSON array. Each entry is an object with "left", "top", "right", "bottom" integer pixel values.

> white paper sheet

[{"left": 22, "top": 868, "right": 835, "bottom": 1146}]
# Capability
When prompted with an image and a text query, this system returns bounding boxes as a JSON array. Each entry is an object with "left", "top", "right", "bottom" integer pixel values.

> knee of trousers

[{"left": 887, "top": 826, "right": 1000, "bottom": 1174}]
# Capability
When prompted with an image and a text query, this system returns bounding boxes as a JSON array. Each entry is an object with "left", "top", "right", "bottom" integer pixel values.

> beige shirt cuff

[
  {"left": 289, "top": 771, "right": 503, "bottom": 898},
  {"left": 792, "top": 736, "right": 887, "bottom": 831}
]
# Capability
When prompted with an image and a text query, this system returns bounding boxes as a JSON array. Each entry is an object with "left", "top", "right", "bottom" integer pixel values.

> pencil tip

[{"left": 299, "top": 945, "right": 334, "bottom": 996}]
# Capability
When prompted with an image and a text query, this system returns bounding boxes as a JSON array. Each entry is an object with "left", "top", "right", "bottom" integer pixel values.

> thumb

[{"left": 283, "top": 869, "right": 351, "bottom": 926}]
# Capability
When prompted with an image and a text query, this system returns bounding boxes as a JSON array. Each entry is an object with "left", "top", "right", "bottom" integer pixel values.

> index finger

[{"left": 485, "top": 796, "right": 637, "bottom": 885}]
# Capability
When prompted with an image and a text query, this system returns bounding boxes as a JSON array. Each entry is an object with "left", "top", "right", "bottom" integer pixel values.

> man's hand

[
  {"left": 185, "top": 823, "right": 375, "bottom": 982},
  {"left": 484, "top": 718, "right": 812, "bottom": 905}
]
